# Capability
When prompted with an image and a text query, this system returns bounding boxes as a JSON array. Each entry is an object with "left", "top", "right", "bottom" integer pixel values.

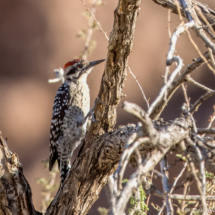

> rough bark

[
  {"left": 151, "top": 0, "right": 215, "bottom": 34},
  {"left": 46, "top": 0, "right": 142, "bottom": 214},
  {"left": 0, "top": 133, "right": 42, "bottom": 215},
  {"left": 2, "top": 113, "right": 215, "bottom": 214},
  {"left": 1, "top": 0, "right": 215, "bottom": 214},
  {"left": 87, "top": 0, "right": 141, "bottom": 138},
  {"left": 0, "top": 0, "right": 142, "bottom": 213},
  {"left": 2, "top": 100, "right": 215, "bottom": 214}
]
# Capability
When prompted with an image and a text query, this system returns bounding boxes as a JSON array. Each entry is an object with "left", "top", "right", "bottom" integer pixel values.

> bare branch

[
  {"left": 48, "top": 68, "right": 64, "bottom": 84},
  {"left": 110, "top": 105, "right": 192, "bottom": 214},
  {"left": 154, "top": 190, "right": 215, "bottom": 201},
  {"left": 151, "top": 0, "right": 215, "bottom": 37},
  {"left": 46, "top": 0, "right": 142, "bottom": 213},
  {"left": 80, "top": 0, "right": 109, "bottom": 41},
  {"left": 186, "top": 137, "right": 207, "bottom": 213},
  {"left": 187, "top": 76, "right": 213, "bottom": 92},
  {"left": 2, "top": 1, "right": 215, "bottom": 214},
  {"left": 190, "top": 91, "right": 215, "bottom": 114},
  {"left": 80, "top": 0, "right": 147, "bottom": 111},
  {"left": 181, "top": 84, "right": 190, "bottom": 110},
  {"left": 171, "top": 162, "right": 188, "bottom": 192},
  {"left": 149, "top": 52, "right": 210, "bottom": 119},
  {"left": 147, "top": 0, "right": 214, "bottom": 119},
  {"left": 179, "top": 0, "right": 215, "bottom": 74},
  {"left": 198, "top": 128, "right": 215, "bottom": 135},
  {"left": 115, "top": 136, "right": 150, "bottom": 192},
  {"left": 81, "top": 0, "right": 98, "bottom": 60},
  {"left": 0, "top": 133, "right": 41, "bottom": 215},
  {"left": 208, "top": 48, "right": 215, "bottom": 68},
  {"left": 127, "top": 66, "right": 149, "bottom": 109},
  {"left": 122, "top": 102, "right": 156, "bottom": 139},
  {"left": 160, "top": 157, "right": 173, "bottom": 215},
  {"left": 86, "top": 0, "right": 141, "bottom": 139},
  {"left": 159, "top": 162, "right": 188, "bottom": 214},
  {"left": 148, "top": 57, "right": 183, "bottom": 118}
]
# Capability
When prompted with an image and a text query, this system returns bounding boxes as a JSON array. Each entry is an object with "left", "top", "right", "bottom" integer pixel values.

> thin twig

[
  {"left": 116, "top": 137, "right": 150, "bottom": 191},
  {"left": 159, "top": 162, "right": 188, "bottom": 215},
  {"left": 198, "top": 128, "right": 215, "bottom": 135},
  {"left": 194, "top": 3, "right": 215, "bottom": 37},
  {"left": 164, "top": 9, "right": 172, "bottom": 87},
  {"left": 148, "top": 57, "right": 183, "bottom": 116},
  {"left": 81, "top": 0, "right": 97, "bottom": 60},
  {"left": 160, "top": 157, "right": 173, "bottom": 215},
  {"left": 175, "top": 0, "right": 215, "bottom": 75},
  {"left": 170, "top": 162, "right": 188, "bottom": 193},
  {"left": 127, "top": 66, "right": 149, "bottom": 109},
  {"left": 186, "top": 137, "right": 207, "bottom": 213},
  {"left": 166, "top": 23, "right": 194, "bottom": 65},
  {"left": 186, "top": 29, "right": 215, "bottom": 74},
  {"left": 207, "top": 115, "right": 215, "bottom": 130},
  {"left": 190, "top": 91, "right": 215, "bottom": 114},
  {"left": 154, "top": 189, "right": 215, "bottom": 201},
  {"left": 167, "top": 9, "right": 172, "bottom": 38},
  {"left": 149, "top": 52, "right": 210, "bottom": 120},
  {"left": 158, "top": 202, "right": 166, "bottom": 215},
  {"left": 80, "top": 0, "right": 109, "bottom": 41},
  {"left": 153, "top": 169, "right": 164, "bottom": 178},
  {"left": 208, "top": 48, "right": 215, "bottom": 68},
  {"left": 187, "top": 76, "right": 213, "bottom": 92},
  {"left": 189, "top": 202, "right": 199, "bottom": 215},
  {"left": 48, "top": 68, "right": 65, "bottom": 84},
  {"left": 148, "top": 1, "right": 194, "bottom": 116},
  {"left": 145, "top": 171, "right": 154, "bottom": 213},
  {"left": 181, "top": 84, "right": 190, "bottom": 111},
  {"left": 80, "top": 0, "right": 148, "bottom": 108}
]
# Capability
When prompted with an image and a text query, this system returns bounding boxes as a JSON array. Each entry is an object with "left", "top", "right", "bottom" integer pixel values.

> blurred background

[{"left": 0, "top": 0, "right": 215, "bottom": 214}]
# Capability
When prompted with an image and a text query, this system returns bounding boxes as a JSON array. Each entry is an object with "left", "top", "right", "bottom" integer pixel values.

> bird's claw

[
  {"left": 88, "top": 110, "right": 98, "bottom": 123},
  {"left": 78, "top": 97, "right": 99, "bottom": 126},
  {"left": 89, "top": 97, "right": 99, "bottom": 123}
]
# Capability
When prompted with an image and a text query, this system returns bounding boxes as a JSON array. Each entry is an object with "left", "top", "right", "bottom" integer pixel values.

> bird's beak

[{"left": 85, "top": 59, "right": 105, "bottom": 70}]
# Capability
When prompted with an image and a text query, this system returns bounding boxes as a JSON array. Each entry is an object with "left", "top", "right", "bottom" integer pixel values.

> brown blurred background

[{"left": 0, "top": 0, "right": 215, "bottom": 214}]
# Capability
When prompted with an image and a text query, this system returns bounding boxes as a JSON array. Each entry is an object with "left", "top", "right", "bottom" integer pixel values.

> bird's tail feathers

[
  {"left": 49, "top": 148, "right": 58, "bottom": 171},
  {"left": 60, "top": 160, "right": 71, "bottom": 184}
]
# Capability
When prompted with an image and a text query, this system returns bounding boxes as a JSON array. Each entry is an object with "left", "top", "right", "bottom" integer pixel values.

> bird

[{"left": 49, "top": 58, "right": 105, "bottom": 184}]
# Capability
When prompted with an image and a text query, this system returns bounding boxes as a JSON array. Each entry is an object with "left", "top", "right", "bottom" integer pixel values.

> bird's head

[{"left": 64, "top": 59, "right": 105, "bottom": 81}]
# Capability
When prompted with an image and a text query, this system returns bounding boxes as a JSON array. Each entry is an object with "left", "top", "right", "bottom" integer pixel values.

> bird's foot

[
  {"left": 88, "top": 97, "right": 99, "bottom": 123},
  {"left": 79, "top": 98, "right": 99, "bottom": 126},
  {"left": 88, "top": 109, "right": 98, "bottom": 123}
]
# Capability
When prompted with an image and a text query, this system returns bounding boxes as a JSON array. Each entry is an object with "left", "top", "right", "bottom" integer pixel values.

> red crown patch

[{"left": 63, "top": 59, "right": 83, "bottom": 70}]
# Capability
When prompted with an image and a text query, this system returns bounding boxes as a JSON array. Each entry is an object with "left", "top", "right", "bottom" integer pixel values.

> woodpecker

[{"left": 49, "top": 58, "right": 105, "bottom": 183}]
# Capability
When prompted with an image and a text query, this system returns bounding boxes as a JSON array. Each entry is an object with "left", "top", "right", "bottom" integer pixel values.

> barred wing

[{"left": 49, "top": 83, "right": 71, "bottom": 171}]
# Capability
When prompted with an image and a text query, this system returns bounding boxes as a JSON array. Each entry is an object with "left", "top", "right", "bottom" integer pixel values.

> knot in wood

[
  {"left": 104, "top": 79, "right": 113, "bottom": 88},
  {"left": 128, "top": 4, "right": 134, "bottom": 11},
  {"left": 104, "top": 142, "right": 115, "bottom": 155},
  {"left": 11, "top": 153, "right": 20, "bottom": 166}
]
